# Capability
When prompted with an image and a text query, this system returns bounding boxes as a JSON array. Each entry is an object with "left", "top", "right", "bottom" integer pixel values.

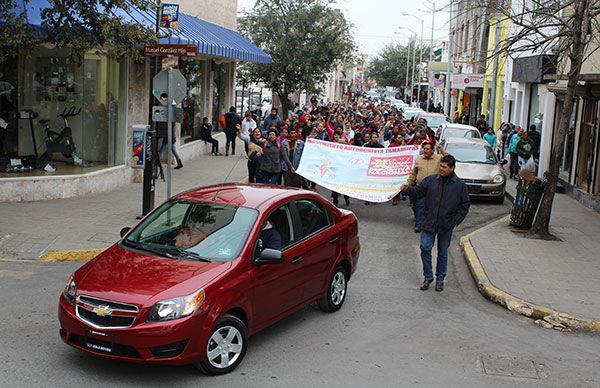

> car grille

[
  {"left": 76, "top": 295, "right": 139, "bottom": 329},
  {"left": 463, "top": 178, "right": 490, "bottom": 184}
]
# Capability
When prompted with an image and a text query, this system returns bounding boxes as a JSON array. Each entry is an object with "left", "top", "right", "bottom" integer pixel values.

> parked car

[
  {"left": 444, "top": 138, "right": 506, "bottom": 203},
  {"left": 58, "top": 184, "right": 360, "bottom": 375},
  {"left": 437, "top": 123, "right": 481, "bottom": 147},
  {"left": 402, "top": 107, "right": 424, "bottom": 120},
  {"left": 413, "top": 112, "right": 449, "bottom": 130}
]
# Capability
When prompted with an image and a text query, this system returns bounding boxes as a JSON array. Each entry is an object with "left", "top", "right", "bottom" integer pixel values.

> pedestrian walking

[
  {"left": 224, "top": 106, "right": 242, "bottom": 156},
  {"left": 405, "top": 142, "right": 445, "bottom": 231},
  {"left": 262, "top": 108, "right": 282, "bottom": 137},
  {"left": 483, "top": 127, "right": 497, "bottom": 149},
  {"left": 401, "top": 155, "right": 470, "bottom": 292},
  {"left": 507, "top": 127, "right": 522, "bottom": 179},
  {"left": 247, "top": 128, "right": 265, "bottom": 183},
  {"left": 157, "top": 122, "right": 183, "bottom": 170},
  {"left": 241, "top": 111, "right": 256, "bottom": 153},
  {"left": 259, "top": 128, "right": 294, "bottom": 185}
]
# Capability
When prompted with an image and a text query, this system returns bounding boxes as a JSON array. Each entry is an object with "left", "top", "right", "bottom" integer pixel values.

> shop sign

[
  {"left": 131, "top": 127, "right": 147, "bottom": 169},
  {"left": 160, "top": 4, "right": 179, "bottom": 28},
  {"left": 144, "top": 44, "right": 197, "bottom": 57},
  {"left": 451, "top": 74, "right": 485, "bottom": 90}
]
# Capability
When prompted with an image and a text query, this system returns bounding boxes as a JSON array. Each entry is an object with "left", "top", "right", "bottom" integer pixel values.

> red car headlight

[
  {"left": 147, "top": 288, "right": 206, "bottom": 322},
  {"left": 62, "top": 274, "right": 77, "bottom": 305}
]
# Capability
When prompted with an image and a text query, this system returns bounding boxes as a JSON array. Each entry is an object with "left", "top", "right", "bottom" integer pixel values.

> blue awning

[{"left": 15, "top": 0, "right": 271, "bottom": 63}]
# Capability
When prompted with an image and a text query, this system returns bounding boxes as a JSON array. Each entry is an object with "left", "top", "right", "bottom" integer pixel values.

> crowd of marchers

[{"left": 198, "top": 94, "right": 472, "bottom": 293}]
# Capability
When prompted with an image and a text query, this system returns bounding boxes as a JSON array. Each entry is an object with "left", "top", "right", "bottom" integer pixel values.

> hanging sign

[
  {"left": 160, "top": 4, "right": 179, "bottom": 28},
  {"left": 144, "top": 44, "right": 197, "bottom": 57},
  {"left": 131, "top": 127, "right": 147, "bottom": 169}
]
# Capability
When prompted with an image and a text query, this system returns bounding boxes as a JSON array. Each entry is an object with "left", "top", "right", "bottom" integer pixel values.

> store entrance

[{"left": 0, "top": 57, "right": 19, "bottom": 166}]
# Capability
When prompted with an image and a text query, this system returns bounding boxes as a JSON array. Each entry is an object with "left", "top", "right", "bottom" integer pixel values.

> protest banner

[{"left": 296, "top": 139, "right": 420, "bottom": 203}]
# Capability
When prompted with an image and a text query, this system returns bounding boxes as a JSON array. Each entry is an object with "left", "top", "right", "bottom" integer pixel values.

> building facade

[
  {"left": 449, "top": 0, "right": 491, "bottom": 124},
  {"left": 0, "top": 0, "right": 270, "bottom": 202}
]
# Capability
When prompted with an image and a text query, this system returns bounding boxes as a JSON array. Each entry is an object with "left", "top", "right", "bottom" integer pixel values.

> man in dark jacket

[
  {"left": 401, "top": 155, "right": 470, "bottom": 292},
  {"left": 224, "top": 106, "right": 242, "bottom": 156},
  {"left": 527, "top": 124, "right": 541, "bottom": 159}
]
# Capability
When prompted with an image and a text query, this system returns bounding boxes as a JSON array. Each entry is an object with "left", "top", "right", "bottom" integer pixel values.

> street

[{"left": 2, "top": 197, "right": 599, "bottom": 387}]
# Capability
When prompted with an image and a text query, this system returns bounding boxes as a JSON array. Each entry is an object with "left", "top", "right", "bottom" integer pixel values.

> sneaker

[
  {"left": 435, "top": 282, "right": 444, "bottom": 292},
  {"left": 420, "top": 279, "right": 433, "bottom": 290},
  {"left": 414, "top": 227, "right": 421, "bottom": 233}
]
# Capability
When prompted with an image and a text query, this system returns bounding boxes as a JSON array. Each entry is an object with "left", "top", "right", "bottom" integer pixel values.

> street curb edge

[
  {"left": 460, "top": 233, "right": 600, "bottom": 333},
  {"left": 41, "top": 248, "right": 107, "bottom": 262}
]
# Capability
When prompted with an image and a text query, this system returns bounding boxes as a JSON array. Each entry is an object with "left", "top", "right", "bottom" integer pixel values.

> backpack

[
  {"left": 263, "top": 140, "right": 281, "bottom": 153},
  {"left": 218, "top": 114, "right": 226, "bottom": 129}
]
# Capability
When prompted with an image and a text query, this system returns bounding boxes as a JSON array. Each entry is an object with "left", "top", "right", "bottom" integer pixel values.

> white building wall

[{"left": 177, "top": 0, "right": 238, "bottom": 29}]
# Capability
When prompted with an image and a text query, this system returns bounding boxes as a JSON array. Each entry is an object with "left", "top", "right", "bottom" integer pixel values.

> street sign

[
  {"left": 144, "top": 44, "right": 197, "bottom": 57},
  {"left": 152, "top": 106, "right": 183, "bottom": 123},
  {"left": 152, "top": 69, "right": 187, "bottom": 106},
  {"left": 160, "top": 4, "right": 179, "bottom": 28}
]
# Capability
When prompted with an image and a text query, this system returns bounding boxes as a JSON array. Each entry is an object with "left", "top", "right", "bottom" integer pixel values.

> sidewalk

[
  {"left": 462, "top": 178, "right": 600, "bottom": 332},
  {"left": 0, "top": 140, "right": 248, "bottom": 261}
]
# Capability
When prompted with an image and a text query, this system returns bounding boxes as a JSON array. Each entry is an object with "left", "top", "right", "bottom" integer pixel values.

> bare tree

[{"left": 469, "top": 0, "right": 600, "bottom": 238}]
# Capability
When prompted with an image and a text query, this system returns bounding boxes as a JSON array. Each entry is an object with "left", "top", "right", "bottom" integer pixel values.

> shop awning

[{"left": 15, "top": 0, "right": 272, "bottom": 63}]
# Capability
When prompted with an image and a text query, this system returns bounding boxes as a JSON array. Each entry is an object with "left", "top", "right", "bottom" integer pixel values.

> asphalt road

[{"left": 1, "top": 196, "right": 599, "bottom": 387}]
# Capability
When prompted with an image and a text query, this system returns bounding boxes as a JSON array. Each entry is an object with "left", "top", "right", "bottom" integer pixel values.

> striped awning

[{"left": 15, "top": 0, "right": 272, "bottom": 63}]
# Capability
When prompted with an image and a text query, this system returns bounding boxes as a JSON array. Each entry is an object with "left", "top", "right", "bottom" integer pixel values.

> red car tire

[
  {"left": 195, "top": 314, "right": 248, "bottom": 375},
  {"left": 317, "top": 266, "right": 348, "bottom": 313}
]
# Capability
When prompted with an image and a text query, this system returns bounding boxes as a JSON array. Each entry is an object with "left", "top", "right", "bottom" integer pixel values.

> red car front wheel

[{"left": 195, "top": 314, "right": 248, "bottom": 375}]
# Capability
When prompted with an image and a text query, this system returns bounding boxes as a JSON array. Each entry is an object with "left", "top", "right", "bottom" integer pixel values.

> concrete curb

[
  {"left": 42, "top": 248, "right": 106, "bottom": 262},
  {"left": 460, "top": 216, "right": 600, "bottom": 333}
]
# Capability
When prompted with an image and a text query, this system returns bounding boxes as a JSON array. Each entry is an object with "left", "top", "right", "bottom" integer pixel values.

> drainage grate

[{"left": 481, "top": 354, "right": 541, "bottom": 379}]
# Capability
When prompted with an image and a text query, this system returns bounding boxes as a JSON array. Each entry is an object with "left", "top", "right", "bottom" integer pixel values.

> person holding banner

[
  {"left": 401, "top": 155, "right": 470, "bottom": 292},
  {"left": 406, "top": 142, "right": 446, "bottom": 232}
]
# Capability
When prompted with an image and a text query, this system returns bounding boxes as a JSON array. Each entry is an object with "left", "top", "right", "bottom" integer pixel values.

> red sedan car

[{"left": 58, "top": 183, "right": 360, "bottom": 375}]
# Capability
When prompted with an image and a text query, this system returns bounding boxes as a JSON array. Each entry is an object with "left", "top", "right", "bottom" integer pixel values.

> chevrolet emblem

[{"left": 92, "top": 305, "right": 112, "bottom": 317}]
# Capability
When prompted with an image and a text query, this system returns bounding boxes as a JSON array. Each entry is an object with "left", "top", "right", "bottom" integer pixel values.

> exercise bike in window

[{"left": 40, "top": 106, "right": 82, "bottom": 165}]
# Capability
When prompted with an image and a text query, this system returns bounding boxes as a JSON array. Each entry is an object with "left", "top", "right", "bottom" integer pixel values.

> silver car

[
  {"left": 437, "top": 123, "right": 481, "bottom": 147},
  {"left": 444, "top": 137, "right": 506, "bottom": 203}
]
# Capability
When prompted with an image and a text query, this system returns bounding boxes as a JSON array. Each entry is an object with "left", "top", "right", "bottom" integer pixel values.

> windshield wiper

[
  {"left": 122, "top": 239, "right": 178, "bottom": 259},
  {"left": 168, "top": 248, "right": 212, "bottom": 262}
]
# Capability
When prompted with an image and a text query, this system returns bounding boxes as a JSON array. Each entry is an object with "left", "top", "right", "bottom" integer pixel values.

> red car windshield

[{"left": 123, "top": 200, "right": 258, "bottom": 262}]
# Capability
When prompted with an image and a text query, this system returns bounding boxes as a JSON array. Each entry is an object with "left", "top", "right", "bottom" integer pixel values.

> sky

[{"left": 237, "top": 0, "right": 451, "bottom": 59}]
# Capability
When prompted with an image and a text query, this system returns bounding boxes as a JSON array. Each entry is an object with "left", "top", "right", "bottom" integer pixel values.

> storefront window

[
  {"left": 180, "top": 59, "right": 204, "bottom": 143},
  {"left": 16, "top": 46, "right": 126, "bottom": 174}
]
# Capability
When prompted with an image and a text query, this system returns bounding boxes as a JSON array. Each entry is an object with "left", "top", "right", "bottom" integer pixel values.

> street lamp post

[
  {"left": 445, "top": 0, "right": 453, "bottom": 116},
  {"left": 403, "top": 13, "right": 424, "bottom": 109},
  {"left": 396, "top": 28, "right": 417, "bottom": 104}
]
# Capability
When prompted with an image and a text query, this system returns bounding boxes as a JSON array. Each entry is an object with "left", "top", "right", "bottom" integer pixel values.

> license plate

[
  {"left": 85, "top": 329, "right": 114, "bottom": 354},
  {"left": 86, "top": 341, "right": 113, "bottom": 353},
  {"left": 467, "top": 184, "right": 482, "bottom": 194}
]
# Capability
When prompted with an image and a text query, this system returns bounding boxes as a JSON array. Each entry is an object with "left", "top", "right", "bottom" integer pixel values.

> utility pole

[
  {"left": 405, "top": 39, "right": 411, "bottom": 102},
  {"left": 417, "top": 19, "right": 424, "bottom": 109},
  {"left": 411, "top": 35, "right": 417, "bottom": 105},
  {"left": 444, "top": 0, "right": 453, "bottom": 116},
  {"left": 427, "top": 1, "right": 435, "bottom": 112},
  {"left": 489, "top": 0, "right": 502, "bottom": 128}
]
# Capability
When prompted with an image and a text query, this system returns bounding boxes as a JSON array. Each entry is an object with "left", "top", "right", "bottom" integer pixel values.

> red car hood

[{"left": 77, "top": 244, "right": 230, "bottom": 305}]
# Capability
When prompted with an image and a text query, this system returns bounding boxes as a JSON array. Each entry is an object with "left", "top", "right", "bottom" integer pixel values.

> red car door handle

[
  {"left": 329, "top": 237, "right": 339, "bottom": 244},
  {"left": 291, "top": 256, "right": 303, "bottom": 264}
]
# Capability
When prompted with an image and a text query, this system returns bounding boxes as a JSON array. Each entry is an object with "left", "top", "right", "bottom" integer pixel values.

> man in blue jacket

[{"left": 401, "top": 155, "right": 470, "bottom": 292}]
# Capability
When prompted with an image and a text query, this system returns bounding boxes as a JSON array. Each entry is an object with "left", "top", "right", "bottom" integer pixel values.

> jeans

[
  {"left": 159, "top": 141, "right": 181, "bottom": 160},
  {"left": 414, "top": 197, "right": 425, "bottom": 229},
  {"left": 420, "top": 228, "right": 454, "bottom": 283},
  {"left": 263, "top": 172, "right": 280, "bottom": 185}
]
